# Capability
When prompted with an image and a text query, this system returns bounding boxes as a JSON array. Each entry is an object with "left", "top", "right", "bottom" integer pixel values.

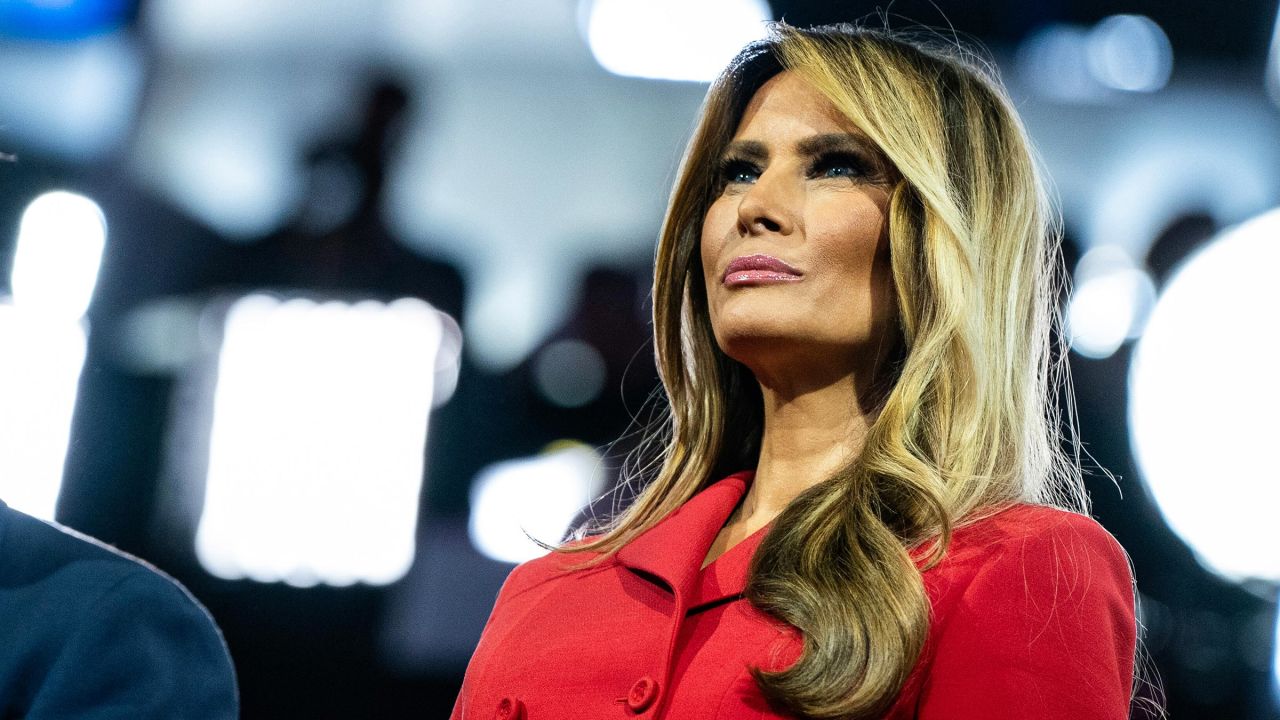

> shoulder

[
  {"left": 939, "top": 504, "right": 1128, "bottom": 575},
  {"left": 925, "top": 504, "right": 1133, "bottom": 627},
  {"left": 494, "top": 541, "right": 614, "bottom": 606},
  {"left": 0, "top": 499, "right": 197, "bottom": 608},
  {"left": 913, "top": 504, "right": 1137, "bottom": 719},
  {"left": 0, "top": 501, "right": 238, "bottom": 718},
  {"left": 944, "top": 504, "right": 1129, "bottom": 588},
  {"left": 2, "top": 500, "right": 144, "bottom": 580}
]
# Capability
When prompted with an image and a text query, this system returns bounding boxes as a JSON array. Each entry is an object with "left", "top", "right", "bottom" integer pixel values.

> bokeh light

[
  {"left": 468, "top": 442, "right": 604, "bottom": 564},
  {"left": 195, "top": 295, "right": 451, "bottom": 587},
  {"left": 1129, "top": 208, "right": 1280, "bottom": 582},
  {"left": 582, "top": 0, "right": 771, "bottom": 82},
  {"left": 1068, "top": 245, "right": 1157, "bottom": 359},
  {"left": 0, "top": 191, "right": 106, "bottom": 520},
  {"left": 11, "top": 190, "right": 108, "bottom": 319},
  {"left": 533, "top": 339, "right": 607, "bottom": 408},
  {"left": 1086, "top": 14, "right": 1173, "bottom": 93}
]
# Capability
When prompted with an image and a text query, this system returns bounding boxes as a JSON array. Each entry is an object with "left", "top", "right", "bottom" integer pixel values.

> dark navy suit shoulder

[{"left": 0, "top": 500, "right": 239, "bottom": 719}]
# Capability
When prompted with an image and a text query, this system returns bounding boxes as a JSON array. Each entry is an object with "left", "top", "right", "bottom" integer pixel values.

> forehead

[{"left": 732, "top": 70, "right": 861, "bottom": 141}]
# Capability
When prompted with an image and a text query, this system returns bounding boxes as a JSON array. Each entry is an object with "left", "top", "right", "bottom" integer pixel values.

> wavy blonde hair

[{"left": 565, "top": 22, "right": 1087, "bottom": 718}]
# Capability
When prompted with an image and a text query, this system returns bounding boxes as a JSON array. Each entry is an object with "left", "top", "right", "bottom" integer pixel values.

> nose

[{"left": 735, "top": 168, "right": 797, "bottom": 237}]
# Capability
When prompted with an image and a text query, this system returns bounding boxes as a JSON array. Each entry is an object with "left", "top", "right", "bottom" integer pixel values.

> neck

[{"left": 735, "top": 368, "right": 880, "bottom": 526}]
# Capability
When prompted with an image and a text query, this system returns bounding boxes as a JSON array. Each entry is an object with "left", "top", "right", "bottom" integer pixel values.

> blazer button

[
  {"left": 495, "top": 696, "right": 526, "bottom": 720},
  {"left": 626, "top": 676, "right": 659, "bottom": 712}
]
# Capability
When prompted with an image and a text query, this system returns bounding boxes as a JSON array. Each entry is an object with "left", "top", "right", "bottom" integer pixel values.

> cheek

[
  {"left": 811, "top": 205, "right": 895, "bottom": 321},
  {"left": 868, "top": 232, "right": 897, "bottom": 319},
  {"left": 811, "top": 203, "right": 887, "bottom": 277},
  {"left": 699, "top": 202, "right": 734, "bottom": 281}
]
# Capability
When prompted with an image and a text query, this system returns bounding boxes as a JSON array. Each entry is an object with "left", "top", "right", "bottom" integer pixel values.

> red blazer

[{"left": 451, "top": 471, "right": 1136, "bottom": 720}]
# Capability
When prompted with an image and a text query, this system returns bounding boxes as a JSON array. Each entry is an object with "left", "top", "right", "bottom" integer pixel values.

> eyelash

[
  {"left": 716, "top": 151, "right": 872, "bottom": 188},
  {"left": 809, "top": 151, "right": 871, "bottom": 181},
  {"left": 717, "top": 157, "right": 761, "bottom": 186}
]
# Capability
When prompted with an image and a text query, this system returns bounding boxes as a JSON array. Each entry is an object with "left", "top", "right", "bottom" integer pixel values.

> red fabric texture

[{"left": 451, "top": 472, "right": 1136, "bottom": 719}]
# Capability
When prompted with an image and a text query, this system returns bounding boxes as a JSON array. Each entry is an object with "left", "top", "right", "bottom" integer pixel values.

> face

[{"left": 700, "top": 70, "right": 899, "bottom": 384}]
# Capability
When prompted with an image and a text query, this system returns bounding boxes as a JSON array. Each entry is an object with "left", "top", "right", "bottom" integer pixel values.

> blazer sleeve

[
  {"left": 916, "top": 514, "right": 1136, "bottom": 720},
  {"left": 24, "top": 568, "right": 240, "bottom": 720}
]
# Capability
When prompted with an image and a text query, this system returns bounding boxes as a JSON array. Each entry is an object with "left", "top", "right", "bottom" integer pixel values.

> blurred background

[{"left": 1, "top": 0, "right": 1278, "bottom": 717}]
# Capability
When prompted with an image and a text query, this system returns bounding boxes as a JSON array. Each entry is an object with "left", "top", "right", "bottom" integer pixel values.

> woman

[{"left": 452, "top": 23, "right": 1136, "bottom": 720}]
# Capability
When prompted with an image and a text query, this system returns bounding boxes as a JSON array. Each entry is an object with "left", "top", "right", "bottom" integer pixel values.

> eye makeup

[
  {"left": 715, "top": 132, "right": 891, "bottom": 191},
  {"left": 716, "top": 156, "right": 762, "bottom": 187},
  {"left": 796, "top": 133, "right": 889, "bottom": 183},
  {"left": 807, "top": 150, "right": 874, "bottom": 181}
]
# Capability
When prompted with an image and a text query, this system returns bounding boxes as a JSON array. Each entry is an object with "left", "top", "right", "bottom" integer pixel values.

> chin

[{"left": 713, "top": 326, "right": 806, "bottom": 363}]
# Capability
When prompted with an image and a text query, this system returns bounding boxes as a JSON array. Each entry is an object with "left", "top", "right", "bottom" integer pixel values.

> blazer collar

[{"left": 614, "top": 470, "right": 764, "bottom": 609}]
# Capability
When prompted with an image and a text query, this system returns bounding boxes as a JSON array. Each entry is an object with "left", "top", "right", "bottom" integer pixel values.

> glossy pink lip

[{"left": 722, "top": 254, "right": 803, "bottom": 287}]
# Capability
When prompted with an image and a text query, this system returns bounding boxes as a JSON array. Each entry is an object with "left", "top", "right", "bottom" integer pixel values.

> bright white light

[
  {"left": 1067, "top": 272, "right": 1146, "bottom": 358},
  {"left": 1129, "top": 208, "right": 1280, "bottom": 582},
  {"left": 468, "top": 443, "right": 604, "bottom": 564},
  {"left": 195, "top": 295, "right": 453, "bottom": 587},
  {"left": 0, "top": 307, "right": 88, "bottom": 520},
  {"left": 533, "top": 339, "right": 607, "bottom": 408},
  {"left": 0, "top": 190, "right": 106, "bottom": 519},
  {"left": 1086, "top": 15, "right": 1173, "bottom": 93},
  {"left": 583, "top": 0, "right": 772, "bottom": 82},
  {"left": 1067, "top": 245, "right": 1156, "bottom": 359},
  {"left": 12, "top": 191, "right": 107, "bottom": 320}
]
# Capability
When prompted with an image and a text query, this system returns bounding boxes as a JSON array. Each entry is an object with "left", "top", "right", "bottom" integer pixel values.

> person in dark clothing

[{"left": 0, "top": 499, "right": 238, "bottom": 719}]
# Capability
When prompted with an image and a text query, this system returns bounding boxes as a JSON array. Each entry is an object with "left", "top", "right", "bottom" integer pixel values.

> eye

[
  {"left": 718, "top": 157, "right": 760, "bottom": 187},
  {"left": 809, "top": 151, "right": 870, "bottom": 181}
]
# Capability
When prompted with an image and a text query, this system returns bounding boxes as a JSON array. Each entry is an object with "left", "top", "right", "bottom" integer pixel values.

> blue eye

[
  {"left": 718, "top": 158, "right": 760, "bottom": 186},
  {"left": 811, "top": 151, "right": 869, "bottom": 181}
]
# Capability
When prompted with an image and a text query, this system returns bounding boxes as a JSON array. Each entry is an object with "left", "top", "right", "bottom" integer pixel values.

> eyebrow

[
  {"left": 721, "top": 139, "right": 768, "bottom": 163},
  {"left": 795, "top": 132, "right": 875, "bottom": 157},
  {"left": 722, "top": 133, "right": 879, "bottom": 162}
]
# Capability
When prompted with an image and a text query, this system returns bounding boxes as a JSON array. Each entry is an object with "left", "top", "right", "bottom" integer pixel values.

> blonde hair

[{"left": 566, "top": 22, "right": 1086, "bottom": 718}]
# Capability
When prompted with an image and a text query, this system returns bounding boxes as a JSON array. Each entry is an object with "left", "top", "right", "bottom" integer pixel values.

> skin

[{"left": 700, "top": 71, "right": 901, "bottom": 567}]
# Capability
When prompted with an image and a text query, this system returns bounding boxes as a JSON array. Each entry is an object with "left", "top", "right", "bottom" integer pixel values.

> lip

[{"left": 722, "top": 254, "right": 804, "bottom": 287}]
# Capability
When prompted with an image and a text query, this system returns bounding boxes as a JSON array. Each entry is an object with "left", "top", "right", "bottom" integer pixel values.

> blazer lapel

[
  {"left": 614, "top": 471, "right": 754, "bottom": 606},
  {"left": 688, "top": 521, "right": 769, "bottom": 611}
]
